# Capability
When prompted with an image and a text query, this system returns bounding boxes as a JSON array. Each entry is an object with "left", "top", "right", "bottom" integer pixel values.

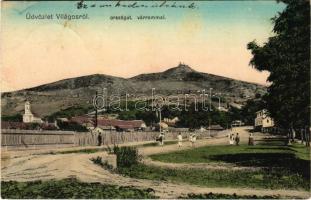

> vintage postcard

[{"left": 1, "top": 0, "right": 310, "bottom": 199}]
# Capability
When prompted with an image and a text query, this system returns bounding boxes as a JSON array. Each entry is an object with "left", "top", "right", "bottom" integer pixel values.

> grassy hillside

[{"left": 1, "top": 64, "right": 266, "bottom": 117}]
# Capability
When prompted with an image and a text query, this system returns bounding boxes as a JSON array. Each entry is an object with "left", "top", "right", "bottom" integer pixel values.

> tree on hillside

[
  {"left": 57, "top": 120, "right": 88, "bottom": 132},
  {"left": 247, "top": 0, "right": 310, "bottom": 135},
  {"left": 176, "top": 103, "right": 230, "bottom": 129},
  {"left": 2, "top": 114, "right": 23, "bottom": 122}
]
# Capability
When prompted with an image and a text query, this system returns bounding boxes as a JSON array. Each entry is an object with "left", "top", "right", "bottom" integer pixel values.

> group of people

[
  {"left": 157, "top": 132, "right": 197, "bottom": 147},
  {"left": 228, "top": 133, "right": 240, "bottom": 145},
  {"left": 156, "top": 132, "right": 165, "bottom": 146},
  {"left": 98, "top": 130, "right": 255, "bottom": 148},
  {"left": 179, "top": 132, "right": 196, "bottom": 147},
  {"left": 228, "top": 132, "right": 254, "bottom": 146}
]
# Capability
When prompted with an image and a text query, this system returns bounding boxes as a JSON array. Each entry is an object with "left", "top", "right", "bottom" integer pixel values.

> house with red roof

[
  {"left": 70, "top": 116, "right": 94, "bottom": 130},
  {"left": 96, "top": 119, "right": 146, "bottom": 132}
]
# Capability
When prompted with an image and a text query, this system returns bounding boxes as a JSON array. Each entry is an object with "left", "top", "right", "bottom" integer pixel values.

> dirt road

[{"left": 1, "top": 127, "right": 310, "bottom": 198}]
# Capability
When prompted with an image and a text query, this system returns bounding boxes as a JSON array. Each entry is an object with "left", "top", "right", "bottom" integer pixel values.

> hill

[{"left": 1, "top": 64, "right": 266, "bottom": 117}]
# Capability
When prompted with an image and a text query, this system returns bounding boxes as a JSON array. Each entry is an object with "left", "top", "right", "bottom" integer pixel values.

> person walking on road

[
  {"left": 248, "top": 133, "right": 254, "bottom": 145},
  {"left": 97, "top": 133, "right": 102, "bottom": 146},
  {"left": 189, "top": 133, "right": 193, "bottom": 145},
  {"left": 191, "top": 133, "right": 196, "bottom": 147},
  {"left": 235, "top": 133, "right": 240, "bottom": 146},
  {"left": 229, "top": 133, "right": 234, "bottom": 145},
  {"left": 158, "top": 132, "right": 164, "bottom": 146},
  {"left": 178, "top": 133, "right": 183, "bottom": 147}
]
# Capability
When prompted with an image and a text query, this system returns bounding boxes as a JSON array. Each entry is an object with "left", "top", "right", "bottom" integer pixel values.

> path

[{"left": 1, "top": 127, "right": 310, "bottom": 198}]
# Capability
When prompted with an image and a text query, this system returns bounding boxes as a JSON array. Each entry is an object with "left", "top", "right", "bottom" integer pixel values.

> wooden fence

[
  {"left": 74, "top": 131, "right": 160, "bottom": 146},
  {"left": 1, "top": 129, "right": 227, "bottom": 149},
  {"left": 1, "top": 129, "right": 75, "bottom": 148}
]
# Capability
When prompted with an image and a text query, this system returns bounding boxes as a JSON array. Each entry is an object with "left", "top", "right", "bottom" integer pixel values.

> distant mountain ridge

[
  {"left": 131, "top": 64, "right": 197, "bottom": 81},
  {"left": 1, "top": 64, "right": 266, "bottom": 117}
]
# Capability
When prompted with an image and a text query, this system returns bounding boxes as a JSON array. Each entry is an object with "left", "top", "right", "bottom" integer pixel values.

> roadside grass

[
  {"left": 117, "top": 163, "right": 309, "bottom": 190},
  {"left": 138, "top": 140, "right": 177, "bottom": 147},
  {"left": 113, "top": 140, "right": 310, "bottom": 191},
  {"left": 42, "top": 141, "right": 178, "bottom": 155},
  {"left": 180, "top": 192, "right": 280, "bottom": 199},
  {"left": 149, "top": 143, "right": 310, "bottom": 179},
  {"left": 1, "top": 178, "right": 157, "bottom": 199},
  {"left": 42, "top": 147, "right": 107, "bottom": 155},
  {"left": 291, "top": 143, "right": 311, "bottom": 160},
  {"left": 150, "top": 143, "right": 310, "bottom": 164}
]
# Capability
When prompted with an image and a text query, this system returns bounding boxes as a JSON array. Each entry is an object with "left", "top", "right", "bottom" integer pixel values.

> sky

[{"left": 1, "top": 1, "right": 286, "bottom": 92}]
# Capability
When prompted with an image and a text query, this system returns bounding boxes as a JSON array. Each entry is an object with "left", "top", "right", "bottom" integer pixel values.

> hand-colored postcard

[{"left": 1, "top": 0, "right": 310, "bottom": 199}]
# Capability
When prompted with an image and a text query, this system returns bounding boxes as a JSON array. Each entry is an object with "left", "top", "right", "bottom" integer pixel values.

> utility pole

[
  {"left": 158, "top": 108, "right": 162, "bottom": 134},
  {"left": 218, "top": 93, "right": 221, "bottom": 110},
  {"left": 209, "top": 118, "right": 211, "bottom": 137},
  {"left": 95, "top": 91, "right": 98, "bottom": 128},
  {"left": 209, "top": 88, "right": 213, "bottom": 111}
]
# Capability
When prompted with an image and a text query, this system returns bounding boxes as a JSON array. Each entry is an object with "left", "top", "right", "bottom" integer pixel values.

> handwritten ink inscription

[{"left": 76, "top": 0, "right": 197, "bottom": 10}]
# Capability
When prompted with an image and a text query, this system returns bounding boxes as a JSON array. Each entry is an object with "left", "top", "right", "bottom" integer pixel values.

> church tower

[{"left": 23, "top": 101, "right": 34, "bottom": 123}]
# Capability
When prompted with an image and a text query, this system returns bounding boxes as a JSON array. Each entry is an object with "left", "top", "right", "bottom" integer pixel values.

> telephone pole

[{"left": 95, "top": 91, "right": 98, "bottom": 128}]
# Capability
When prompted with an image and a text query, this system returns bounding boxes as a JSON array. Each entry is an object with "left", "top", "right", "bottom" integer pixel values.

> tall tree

[{"left": 247, "top": 0, "right": 310, "bottom": 131}]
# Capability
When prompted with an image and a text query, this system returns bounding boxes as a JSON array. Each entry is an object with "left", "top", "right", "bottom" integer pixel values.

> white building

[
  {"left": 254, "top": 109, "right": 274, "bottom": 132},
  {"left": 231, "top": 120, "right": 245, "bottom": 127},
  {"left": 22, "top": 101, "right": 43, "bottom": 123},
  {"left": 163, "top": 117, "right": 179, "bottom": 124}
]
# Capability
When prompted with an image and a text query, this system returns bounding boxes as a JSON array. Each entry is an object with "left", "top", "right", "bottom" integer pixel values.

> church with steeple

[{"left": 22, "top": 101, "right": 43, "bottom": 123}]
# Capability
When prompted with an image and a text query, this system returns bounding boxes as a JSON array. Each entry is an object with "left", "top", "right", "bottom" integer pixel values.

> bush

[
  {"left": 26, "top": 123, "right": 41, "bottom": 130},
  {"left": 91, "top": 146, "right": 141, "bottom": 170},
  {"left": 107, "top": 145, "right": 113, "bottom": 154},
  {"left": 114, "top": 146, "right": 141, "bottom": 168},
  {"left": 1, "top": 178, "right": 157, "bottom": 199},
  {"left": 113, "top": 145, "right": 119, "bottom": 154},
  {"left": 90, "top": 156, "right": 113, "bottom": 170}
]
